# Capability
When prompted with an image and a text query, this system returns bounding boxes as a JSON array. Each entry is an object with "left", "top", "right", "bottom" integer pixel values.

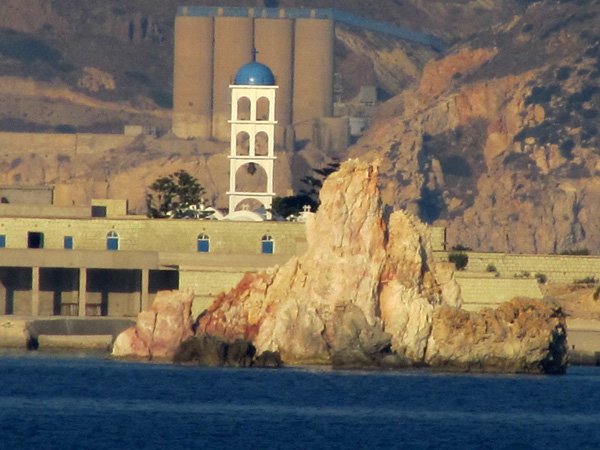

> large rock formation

[
  {"left": 199, "top": 160, "right": 567, "bottom": 373},
  {"left": 112, "top": 290, "right": 194, "bottom": 359}
]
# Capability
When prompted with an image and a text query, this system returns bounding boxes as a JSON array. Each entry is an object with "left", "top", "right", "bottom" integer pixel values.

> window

[
  {"left": 106, "top": 231, "right": 119, "bottom": 250},
  {"left": 261, "top": 235, "right": 274, "bottom": 254},
  {"left": 92, "top": 206, "right": 107, "bottom": 217},
  {"left": 0, "top": 235, "right": 5, "bottom": 248},
  {"left": 64, "top": 236, "right": 73, "bottom": 249},
  {"left": 28, "top": 232, "right": 44, "bottom": 249},
  {"left": 197, "top": 234, "right": 210, "bottom": 253}
]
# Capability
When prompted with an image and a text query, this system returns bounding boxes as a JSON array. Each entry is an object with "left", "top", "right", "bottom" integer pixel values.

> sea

[{"left": 0, "top": 353, "right": 599, "bottom": 450}]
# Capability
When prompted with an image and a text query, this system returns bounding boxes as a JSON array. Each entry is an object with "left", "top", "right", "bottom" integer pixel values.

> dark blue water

[{"left": 1, "top": 354, "right": 599, "bottom": 450}]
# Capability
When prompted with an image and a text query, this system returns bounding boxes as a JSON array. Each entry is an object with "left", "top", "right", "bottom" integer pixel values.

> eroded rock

[
  {"left": 112, "top": 290, "right": 194, "bottom": 359},
  {"left": 198, "top": 160, "right": 567, "bottom": 373}
]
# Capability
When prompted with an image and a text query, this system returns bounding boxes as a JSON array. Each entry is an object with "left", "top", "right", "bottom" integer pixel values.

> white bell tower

[{"left": 227, "top": 56, "right": 278, "bottom": 218}]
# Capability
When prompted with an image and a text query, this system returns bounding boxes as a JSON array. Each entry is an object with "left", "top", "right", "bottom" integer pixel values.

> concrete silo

[
  {"left": 254, "top": 17, "right": 293, "bottom": 135},
  {"left": 292, "top": 17, "right": 334, "bottom": 125},
  {"left": 212, "top": 16, "right": 254, "bottom": 142},
  {"left": 172, "top": 14, "right": 214, "bottom": 139}
]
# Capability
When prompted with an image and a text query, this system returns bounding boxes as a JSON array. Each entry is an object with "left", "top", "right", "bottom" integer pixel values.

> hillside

[
  {"left": 0, "top": 0, "right": 528, "bottom": 134},
  {"left": 2, "top": 0, "right": 600, "bottom": 255},
  {"left": 0, "top": 0, "right": 442, "bottom": 215},
  {"left": 352, "top": 0, "right": 600, "bottom": 254}
]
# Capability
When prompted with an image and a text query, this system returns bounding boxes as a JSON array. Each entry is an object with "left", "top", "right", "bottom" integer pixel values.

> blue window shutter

[
  {"left": 197, "top": 239, "right": 210, "bottom": 252},
  {"left": 0, "top": 235, "right": 5, "bottom": 248},
  {"left": 107, "top": 237, "right": 119, "bottom": 250},
  {"left": 261, "top": 240, "right": 274, "bottom": 254},
  {"left": 64, "top": 236, "right": 73, "bottom": 249}
]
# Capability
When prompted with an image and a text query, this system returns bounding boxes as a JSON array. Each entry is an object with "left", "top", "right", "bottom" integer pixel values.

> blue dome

[{"left": 234, "top": 62, "right": 275, "bottom": 86}]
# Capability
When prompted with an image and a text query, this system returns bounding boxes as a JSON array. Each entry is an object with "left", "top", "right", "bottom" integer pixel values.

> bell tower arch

[{"left": 227, "top": 58, "right": 278, "bottom": 218}]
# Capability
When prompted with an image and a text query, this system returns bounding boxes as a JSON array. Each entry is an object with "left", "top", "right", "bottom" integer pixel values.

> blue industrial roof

[{"left": 234, "top": 62, "right": 275, "bottom": 86}]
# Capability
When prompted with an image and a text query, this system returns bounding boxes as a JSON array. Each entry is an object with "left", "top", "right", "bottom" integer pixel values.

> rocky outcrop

[
  {"left": 428, "top": 298, "right": 567, "bottom": 373},
  {"left": 112, "top": 290, "right": 194, "bottom": 359},
  {"left": 198, "top": 160, "right": 567, "bottom": 373},
  {"left": 353, "top": 5, "right": 600, "bottom": 254},
  {"left": 173, "top": 334, "right": 282, "bottom": 368},
  {"left": 77, "top": 68, "right": 116, "bottom": 93}
]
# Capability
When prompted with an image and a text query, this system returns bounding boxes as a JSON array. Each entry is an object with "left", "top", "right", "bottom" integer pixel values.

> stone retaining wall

[
  {"left": 435, "top": 251, "right": 600, "bottom": 284},
  {"left": 454, "top": 273, "right": 543, "bottom": 311},
  {"left": 0, "top": 132, "right": 140, "bottom": 158}
]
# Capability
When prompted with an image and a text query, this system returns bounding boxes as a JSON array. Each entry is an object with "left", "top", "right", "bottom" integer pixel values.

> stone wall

[
  {"left": 435, "top": 251, "right": 600, "bottom": 284},
  {"left": 180, "top": 267, "right": 252, "bottom": 317},
  {"left": 0, "top": 186, "right": 53, "bottom": 205},
  {"left": 453, "top": 272, "right": 543, "bottom": 311},
  {"left": 0, "top": 217, "right": 307, "bottom": 255},
  {"left": 0, "top": 132, "right": 139, "bottom": 158}
]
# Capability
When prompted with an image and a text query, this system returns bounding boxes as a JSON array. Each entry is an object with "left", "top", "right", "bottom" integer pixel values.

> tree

[
  {"left": 271, "top": 194, "right": 317, "bottom": 219},
  {"left": 299, "top": 157, "right": 341, "bottom": 205},
  {"left": 146, "top": 170, "right": 205, "bottom": 218},
  {"left": 271, "top": 158, "right": 340, "bottom": 218}
]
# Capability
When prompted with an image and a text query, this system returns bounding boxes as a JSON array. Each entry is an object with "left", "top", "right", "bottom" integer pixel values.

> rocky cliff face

[
  {"left": 352, "top": 0, "right": 600, "bottom": 254},
  {"left": 198, "top": 160, "right": 567, "bottom": 373}
]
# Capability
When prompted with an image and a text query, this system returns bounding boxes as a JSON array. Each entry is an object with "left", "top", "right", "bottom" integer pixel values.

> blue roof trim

[{"left": 176, "top": 7, "right": 446, "bottom": 51}]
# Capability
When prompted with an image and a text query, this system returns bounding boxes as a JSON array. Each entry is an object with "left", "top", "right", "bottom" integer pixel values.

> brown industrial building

[
  {"left": 173, "top": 7, "right": 334, "bottom": 143},
  {"left": 172, "top": 7, "right": 445, "bottom": 146}
]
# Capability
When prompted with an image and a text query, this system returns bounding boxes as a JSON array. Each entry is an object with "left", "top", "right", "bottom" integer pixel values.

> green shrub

[
  {"left": 556, "top": 66, "right": 572, "bottom": 81},
  {"left": 559, "top": 139, "right": 575, "bottom": 159},
  {"left": 514, "top": 122, "right": 559, "bottom": 145},
  {"left": 555, "top": 111, "right": 572, "bottom": 124},
  {"left": 486, "top": 264, "right": 497, "bottom": 273},
  {"left": 594, "top": 286, "right": 600, "bottom": 300},
  {"left": 514, "top": 271, "right": 531, "bottom": 278},
  {"left": 535, "top": 273, "right": 547, "bottom": 284},
  {"left": 561, "top": 248, "right": 590, "bottom": 255},
  {"left": 440, "top": 155, "right": 472, "bottom": 177},
  {"left": 271, "top": 195, "right": 317, "bottom": 218},
  {"left": 581, "top": 109, "right": 599, "bottom": 119},
  {"left": 521, "top": 23, "right": 533, "bottom": 33},
  {"left": 448, "top": 252, "right": 469, "bottom": 270},
  {"left": 524, "top": 85, "right": 560, "bottom": 105},
  {"left": 582, "top": 124, "right": 598, "bottom": 141},
  {"left": 574, "top": 276, "right": 598, "bottom": 285},
  {"left": 451, "top": 244, "right": 472, "bottom": 251}
]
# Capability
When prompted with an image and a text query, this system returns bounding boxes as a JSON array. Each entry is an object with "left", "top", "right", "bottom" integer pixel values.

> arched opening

[
  {"left": 234, "top": 198, "right": 264, "bottom": 213},
  {"left": 255, "top": 131, "right": 269, "bottom": 156},
  {"left": 106, "top": 231, "right": 119, "bottom": 251},
  {"left": 256, "top": 97, "right": 270, "bottom": 121},
  {"left": 237, "top": 97, "right": 251, "bottom": 121},
  {"left": 197, "top": 233, "right": 210, "bottom": 252},
  {"left": 261, "top": 234, "right": 274, "bottom": 254},
  {"left": 236, "top": 131, "right": 250, "bottom": 156},
  {"left": 235, "top": 163, "right": 268, "bottom": 193}
]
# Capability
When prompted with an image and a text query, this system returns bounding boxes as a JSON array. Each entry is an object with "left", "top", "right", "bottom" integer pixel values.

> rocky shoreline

[{"left": 111, "top": 161, "right": 568, "bottom": 374}]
